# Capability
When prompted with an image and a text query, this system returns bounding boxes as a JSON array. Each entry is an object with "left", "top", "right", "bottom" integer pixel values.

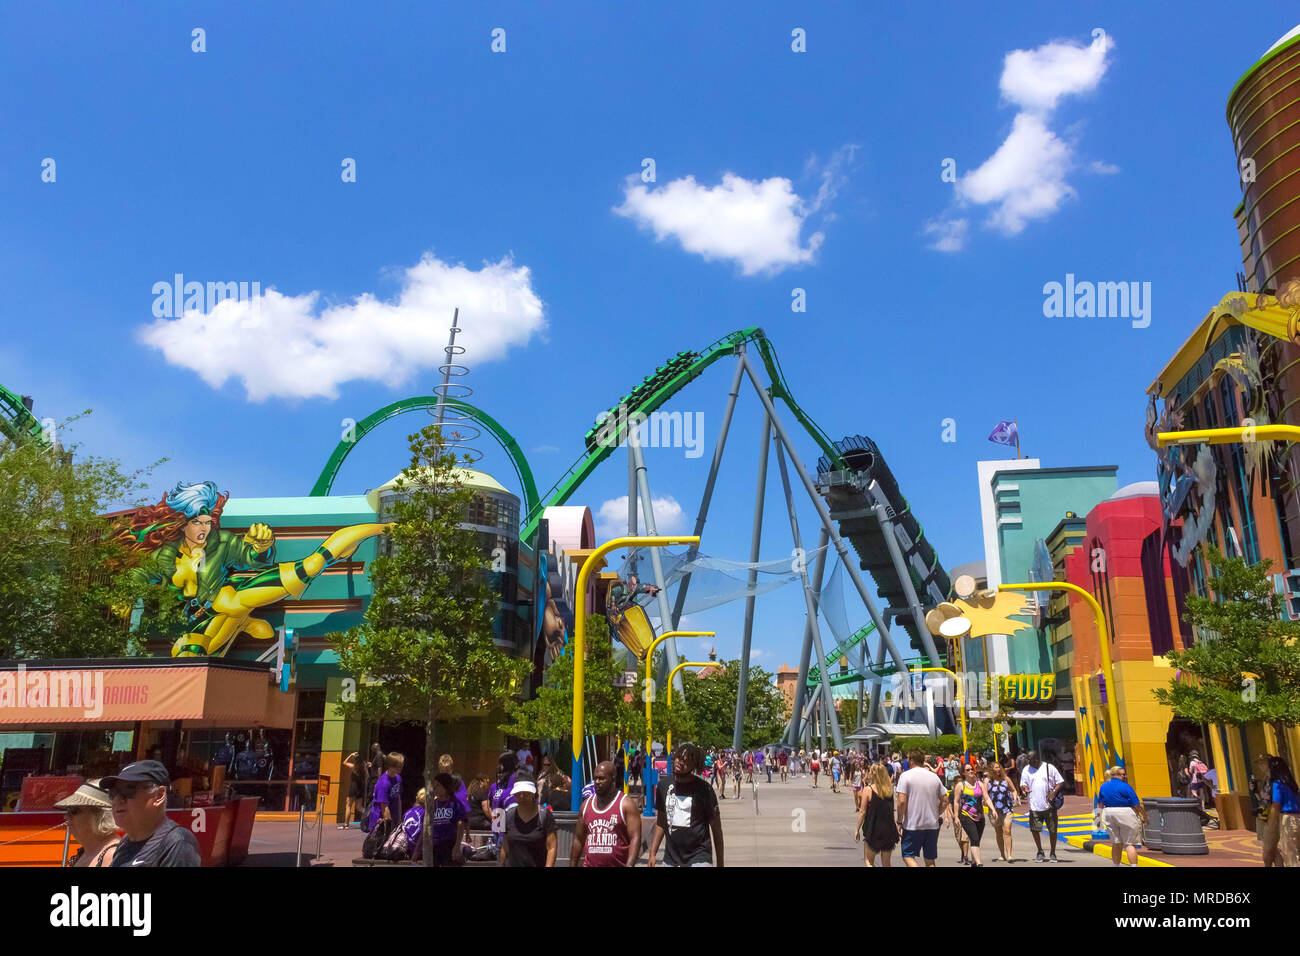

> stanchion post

[{"left": 295, "top": 804, "right": 306, "bottom": 867}]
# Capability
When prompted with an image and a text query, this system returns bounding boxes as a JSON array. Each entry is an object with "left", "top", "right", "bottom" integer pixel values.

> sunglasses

[{"left": 109, "top": 784, "right": 156, "bottom": 801}]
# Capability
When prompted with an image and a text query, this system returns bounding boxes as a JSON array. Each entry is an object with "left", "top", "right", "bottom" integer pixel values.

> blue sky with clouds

[{"left": 2, "top": 2, "right": 1293, "bottom": 671}]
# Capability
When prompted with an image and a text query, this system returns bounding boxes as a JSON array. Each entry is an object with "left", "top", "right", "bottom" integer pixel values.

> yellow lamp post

[
  {"left": 571, "top": 535, "right": 699, "bottom": 811},
  {"left": 641, "top": 630, "right": 715, "bottom": 755},
  {"left": 665, "top": 661, "right": 714, "bottom": 752},
  {"left": 900, "top": 666, "right": 967, "bottom": 754},
  {"left": 999, "top": 582, "right": 1122, "bottom": 767}
]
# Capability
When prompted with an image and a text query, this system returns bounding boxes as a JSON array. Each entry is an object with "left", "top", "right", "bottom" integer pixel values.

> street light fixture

[
  {"left": 641, "top": 631, "right": 715, "bottom": 755},
  {"left": 999, "top": 582, "right": 1123, "bottom": 768},
  {"left": 665, "top": 661, "right": 714, "bottom": 752},
  {"left": 571, "top": 535, "right": 700, "bottom": 811}
]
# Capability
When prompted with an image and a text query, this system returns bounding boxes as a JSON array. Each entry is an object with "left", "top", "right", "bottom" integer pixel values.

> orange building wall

[{"left": 1065, "top": 494, "right": 1178, "bottom": 798}]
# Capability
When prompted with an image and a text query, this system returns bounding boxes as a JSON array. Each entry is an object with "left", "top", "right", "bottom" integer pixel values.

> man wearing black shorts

[{"left": 1019, "top": 750, "right": 1065, "bottom": 862}]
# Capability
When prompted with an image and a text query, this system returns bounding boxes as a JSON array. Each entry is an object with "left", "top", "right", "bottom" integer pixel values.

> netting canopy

[{"left": 616, "top": 545, "right": 831, "bottom": 623}]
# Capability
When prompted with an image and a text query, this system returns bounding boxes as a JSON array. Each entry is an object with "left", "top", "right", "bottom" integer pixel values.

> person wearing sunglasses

[
  {"left": 100, "top": 760, "right": 201, "bottom": 867},
  {"left": 53, "top": 780, "right": 120, "bottom": 868}
]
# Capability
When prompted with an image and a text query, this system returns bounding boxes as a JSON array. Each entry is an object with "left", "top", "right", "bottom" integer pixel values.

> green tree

[
  {"left": 1154, "top": 547, "right": 1300, "bottom": 765},
  {"left": 673, "top": 659, "right": 787, "bottom": 749},
  {"left": 330, "top": 425, "right": 529, "bottom": 865},
  {"left": 499, "top": 618, "right": 692, "bottom": 769},
  {"left": 0, "top": 413, "right": 165, "bottom": 659}
]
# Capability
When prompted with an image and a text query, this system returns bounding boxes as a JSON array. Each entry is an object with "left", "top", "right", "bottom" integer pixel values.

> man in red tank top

[{"left": 571, "top": 760, "right": 643, "bottom": 867}]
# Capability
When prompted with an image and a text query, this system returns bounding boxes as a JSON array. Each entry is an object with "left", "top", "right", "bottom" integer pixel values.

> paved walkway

[{"left": 715, "top": 772, "right": 1111, "bottom": 867}]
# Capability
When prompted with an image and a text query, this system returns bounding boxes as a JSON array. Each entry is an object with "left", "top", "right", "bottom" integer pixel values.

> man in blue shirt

[{"left": 1094, "top": 766, "right": 1147, "bottom": 867}]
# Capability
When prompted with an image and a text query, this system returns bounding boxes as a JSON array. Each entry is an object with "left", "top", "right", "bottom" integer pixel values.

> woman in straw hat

[{"left": 54, "top": 780, "right": 121, "bottom": 867}]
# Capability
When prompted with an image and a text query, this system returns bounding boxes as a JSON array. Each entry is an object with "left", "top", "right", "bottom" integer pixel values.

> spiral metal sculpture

[{"left": 430, "top": 307, "right": 483, "bottom": 464}]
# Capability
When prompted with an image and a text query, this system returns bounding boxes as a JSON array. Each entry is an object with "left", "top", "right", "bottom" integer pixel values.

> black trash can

[
  {"left": 1156, "top": 797, "right": 1209, "bottom": 855},
  {"left": 551, "top": 810, "right": 580, "bottom": 867},
  {"left": 1141, "top": 798, "right": 1164, "bottom": 851}
]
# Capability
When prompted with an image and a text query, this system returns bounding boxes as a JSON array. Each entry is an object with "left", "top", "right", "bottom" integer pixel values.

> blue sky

[{"left": 2, "top": 2, "right": 1293, "bottom": 673}]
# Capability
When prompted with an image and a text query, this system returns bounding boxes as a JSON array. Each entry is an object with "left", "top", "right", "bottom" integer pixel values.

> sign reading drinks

[{"left": 992, "top": 673, "right": 1056, "bottom": 705}]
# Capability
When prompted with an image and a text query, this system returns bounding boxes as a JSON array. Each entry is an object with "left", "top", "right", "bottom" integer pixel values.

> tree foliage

[
  {"left": 0, "top": 414, "right": 166, "bottom": 659},
  {"left": 672, "top": 658, "right": 787, "bottom": 749},
  {"left": 330, "top": 425, "right": 529, "bottom": 864},
  {"left": 499, "top": 617, "right": 693, "bottom": 762},
  {"left": 1154, "top": 548, "right": 1300, "bottom": 744}
]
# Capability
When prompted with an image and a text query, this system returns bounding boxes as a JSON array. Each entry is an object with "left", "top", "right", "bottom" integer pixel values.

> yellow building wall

[{"left": 1112, "top": 658, "right": 1176, "bottom": 798}]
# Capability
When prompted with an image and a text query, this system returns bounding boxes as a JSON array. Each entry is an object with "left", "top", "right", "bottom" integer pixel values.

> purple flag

[{"left": 988, "top": 420, "right": 1019, "bottom": 447}]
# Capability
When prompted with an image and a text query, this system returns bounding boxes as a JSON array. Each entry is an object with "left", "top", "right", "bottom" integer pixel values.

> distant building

[{"left": 774, "top": 662, "right": 799, "bottom": 715}]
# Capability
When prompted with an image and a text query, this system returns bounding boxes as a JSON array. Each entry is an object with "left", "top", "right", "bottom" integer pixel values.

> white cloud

[
  {"left": 595, "top": 494, "right": 687, "bottom": 541},
  {"left": 1000, "top": 31, "right": 1114, "bottom": 114},
  {"left": 928, "top": 30, "right": 1115, "bottom": 251},
  {"left": 138, "top": 253, "right": 545, "bottom": 401},
  {"left": 957, "top": 113, "right": 1075, "bottom": 234},
  {"left": 924, "top": 216, "right": 969, "bottom": 252},
  {"left": 805, "top": 144, "right": 860, "bottom": 217},
  {"left": 531, "top": 444, "right": 560, "bottom": 454},
  {"left": 614, "top": 173, "right": 824, "bottom": 276},
  {"left": 1087, "top": 159, "right": 1120, "bottom": 175}
]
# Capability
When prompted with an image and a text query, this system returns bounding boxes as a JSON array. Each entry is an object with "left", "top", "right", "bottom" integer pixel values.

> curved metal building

[{"left": 1229, "top": 25, "right": 1300, "bottom": 292}]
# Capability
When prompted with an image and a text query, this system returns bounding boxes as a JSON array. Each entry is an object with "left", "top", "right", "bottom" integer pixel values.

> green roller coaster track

[
  {"left": 309, "top": 326, "right": 847, "bottom": 544},
  {"left": 0, "top": 383, "right": 46, "bottom": 447},
  {"left": 307, "top": 325, "right": 944, "bottom": 677},
  {"left": 308, "top": 395, "right": 541, "bottom": 515}
]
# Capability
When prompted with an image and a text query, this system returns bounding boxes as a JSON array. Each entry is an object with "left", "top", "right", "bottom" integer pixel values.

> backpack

[
  {"left": 362, "top": 818, "right": 394, "bottom": 859},
  {"left": 377, "top": 822, "right": 412, "bottom": 861}
]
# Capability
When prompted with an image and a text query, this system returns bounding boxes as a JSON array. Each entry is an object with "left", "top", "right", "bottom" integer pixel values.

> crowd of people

[
  {"left": 51, "top": 738, "right": 1299, "bottom": 868},
  {"left": 837, "top": 748, "right": 1063, "bottom": 867}
]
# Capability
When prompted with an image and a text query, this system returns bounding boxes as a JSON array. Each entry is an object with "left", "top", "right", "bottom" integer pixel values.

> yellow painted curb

[{"left": 1066, "top": 832, "right": 1171, "bottom": 867}]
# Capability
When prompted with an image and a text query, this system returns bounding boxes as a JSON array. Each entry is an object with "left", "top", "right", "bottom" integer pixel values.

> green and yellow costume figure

[{"left": 118, "top": 480, "right": 389, "bottom": 657}]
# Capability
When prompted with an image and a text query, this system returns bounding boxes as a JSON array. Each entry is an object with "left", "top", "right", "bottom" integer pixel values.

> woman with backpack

[{"left": 500, "top": 774, "right": 557, "bottom": 867}]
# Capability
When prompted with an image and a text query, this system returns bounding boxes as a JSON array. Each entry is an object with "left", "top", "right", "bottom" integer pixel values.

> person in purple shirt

[
  {"left": 429, "top": 772, "right": 468, "bottom": 866},
  {"left": 399, "top": 789, "right": 426, "bottom": 863},
  {"left": 489, "top": 752, "right": 521, "bottom": 817},
  {"left": 437, "top": 753, "right": 472, "bottom": 816},
  {"left": 367, "top": 752, "right": 404, "bottom": 833}
]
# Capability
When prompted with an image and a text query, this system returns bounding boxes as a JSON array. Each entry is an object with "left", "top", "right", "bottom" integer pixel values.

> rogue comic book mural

[{"left": 114, "top": 480, "right": 389, "bottom": 657}]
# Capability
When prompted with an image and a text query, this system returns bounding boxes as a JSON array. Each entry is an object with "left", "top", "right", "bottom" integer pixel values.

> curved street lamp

[
  {"left": 999, "top": 581, "right": 1122, "bottom": 767},
  {"left": 642, "top": 630, "right": 715, "bottom": 754},
  {"left": 571, "top": 535, "right": 700, "bottom": 811},
  {"left": 665, "top": 661, "right": 714, "bottom": 752}
]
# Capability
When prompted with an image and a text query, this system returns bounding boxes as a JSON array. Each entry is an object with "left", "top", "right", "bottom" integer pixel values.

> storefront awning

[
  {"left": 0, "top": 658, "right": 294, "bottom": 728},
  {"left": 846, "top": 722, "right": 933, "bottom": 741}
]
